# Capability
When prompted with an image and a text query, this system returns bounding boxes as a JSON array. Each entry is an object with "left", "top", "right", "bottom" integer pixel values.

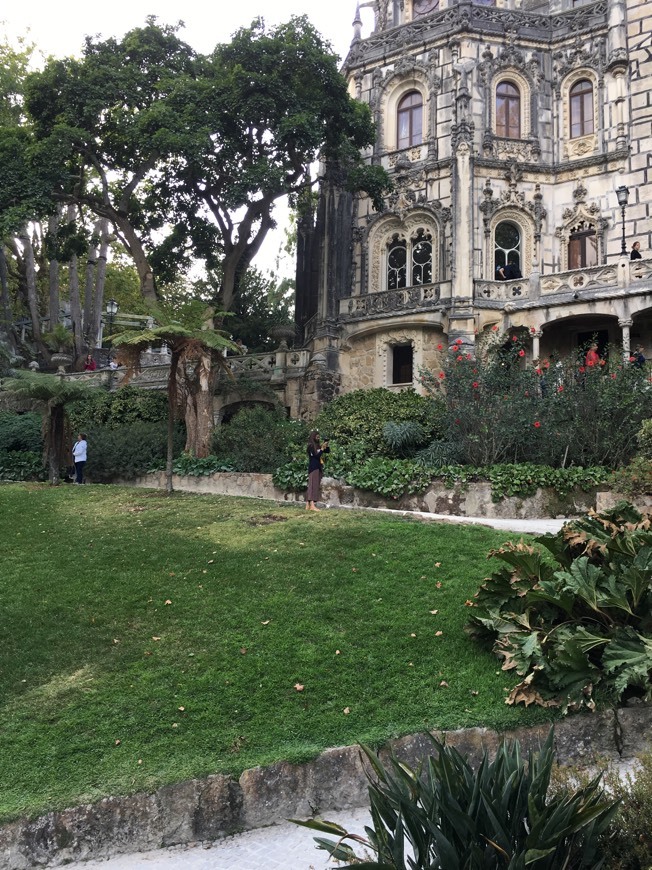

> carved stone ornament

[
  {"left": 555, "top": 186, "right": 608, "bottom": 271},
  {"left": 553, "top": 35, "right": 605, "bottom": 96},
  {"left": 365, "top": 207, "right": 442, "bottom": 293}
]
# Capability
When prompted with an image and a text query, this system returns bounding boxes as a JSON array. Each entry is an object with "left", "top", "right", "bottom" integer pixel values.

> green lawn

[{"left": 0, "top": 483, "right": 554, "bottom": 821}]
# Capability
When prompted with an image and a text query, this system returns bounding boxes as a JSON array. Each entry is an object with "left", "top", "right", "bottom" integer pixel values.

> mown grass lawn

[{"left": 0, "top": 483, "right": 554, "bottom": 821}]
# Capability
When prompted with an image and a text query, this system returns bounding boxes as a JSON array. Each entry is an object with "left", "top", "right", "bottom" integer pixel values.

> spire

[{"left": 352, "top": 3, "right": 363, "bottom": 41}]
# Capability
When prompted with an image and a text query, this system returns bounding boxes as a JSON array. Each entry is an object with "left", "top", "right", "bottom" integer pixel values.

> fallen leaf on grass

[
  {"left": 335, "top": 650, "right": 341, "bottom": 655},
  {"left": 435, "top": 582, "right": 442, "bottom": 589},
  {"left": 178, "top": 706, "right": 185, "bottom": 712},
  {"left": 434, "top": 562, "right": 441, "bottom": 568},
  {"left": 410, "top": 633, "right": 417, "bottom": 637},
  {"left": 294, "top": 683, "right": 304, "bottom": 692},
  {"left": 261, "top": 620, "right": 271, "bottom": 626},
  {"left": 152, "top": 636, "right": 161, "bottom": 641},
  {"left": 343, "top": 707, "right": 351, "bottom": 715},
  {"left": 164, "top": 599, "right": 172, "bottom": 606},
  {"left": 439, "top": 681, "right": 449, "bottom": 688},
  {"left": 240, "top": 648, "right": 247, "bottom": 655},
  {"left": 471, "top": 690, "right": 479, "bottom": 696},
  {"left": 464, "top": 600, "right": 475, "bottom": 607},
  {"left": 429, "top": 609, "right": 439, "bottom": 615},
  {"left": 435, "top": 631, "right": 443, "bottom": 637},
  {"left": 114, "top": 739, "right": 121, "bottom": 746}
]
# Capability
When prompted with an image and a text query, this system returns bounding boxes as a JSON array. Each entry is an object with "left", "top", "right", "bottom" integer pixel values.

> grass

[{"left": 0, "top": 483, "right": 555, "bottom": 821}]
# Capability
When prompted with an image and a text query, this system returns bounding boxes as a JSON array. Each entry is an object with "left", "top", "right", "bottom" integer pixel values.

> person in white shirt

[{"left": 72, "top": 433, "right": 88, "bottom": 484}]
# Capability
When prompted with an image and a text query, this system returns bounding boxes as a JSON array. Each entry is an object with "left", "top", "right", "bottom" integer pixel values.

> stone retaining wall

[
  {"left": 1, "top": 708, "right": 651, "bottom": 869},
  {"left": 132, "top": 472, "right": 600, "bottom": 519}
]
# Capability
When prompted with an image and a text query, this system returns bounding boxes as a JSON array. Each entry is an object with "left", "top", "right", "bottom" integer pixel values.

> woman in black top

[
  {"left": 305, "top": 430, "right": 329, "bottom": 511},
  {"left": 631, "top": 241, "right": 642, "bottom": 260}
]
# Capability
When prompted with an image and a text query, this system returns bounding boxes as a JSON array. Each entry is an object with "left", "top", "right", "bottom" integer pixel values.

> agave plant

[
  {"left": 467, "top": 502, "right": 652, "bottom": 712},
  {"left": 294, "top": 730, "right": 618, "bottom": 869}
]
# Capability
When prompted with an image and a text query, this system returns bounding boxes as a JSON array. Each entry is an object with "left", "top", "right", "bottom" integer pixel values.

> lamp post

[
  {"left": 105, "top": 298, "right": 118, "bottom": 364},
  {"left": 616, "top": 185, "right": 629, "bottom": 256}
]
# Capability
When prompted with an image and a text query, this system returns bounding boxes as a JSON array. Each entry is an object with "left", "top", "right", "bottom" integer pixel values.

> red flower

[
  {"left": 629, "top": 356, "right": 636, "bottom": 363},
  {"left": 534, "top": 421, "right": 541, "bottom": 428},
  {"left": 543, "top": 361, "right": 550, "bottom": 369},
  {"left": 587, "top": 360, "right": 595, "bottom": 367},
  {"left": 599, "top": 359, "right": 606, "bottom": 367},
  {"left": 455, "top": 418, "right": 460, "bottom": 424},
  {"left": 535, "top": 368, "right": 542, "bottom": 375},
  {"left": 465, "top": 353, "right": 471, "bottom": 360},
  {"left": 611, "top": 373, "right": 617, "bottom": 380},
  {"left": 524, "top": 390, "right": 529, "bottom": 397},
  {"left": 530, "top": 327, "right": 536, "bottom": 334},
  {"left": 472, "top": 381, "right": 479, "bottom": 388},
  {"left": 491, "top": 325, "right": 499, "bottom": 332},
  {"left": 455, "top": 338, "right": 463, "bottom": 344},
  {"left": 438, "top": 372, "right": 445, "bottom": 380},
  {"left": 557, "top": 385, "right": 564, "bottom": 393},
  {"left": 457, "top": 355, "right": 463, "bottom": 362},
  {"left": 579, "top": 366, "right": 585, "bottom": 373},
  {"left": 518, "top": 349, "right": 525, "bottom": 357},
  {"left": 437, "top": 344, "right": 443, "bottom": 351},
  {"left": 511, "top": 336, "right": 518, "bottom": 342}
]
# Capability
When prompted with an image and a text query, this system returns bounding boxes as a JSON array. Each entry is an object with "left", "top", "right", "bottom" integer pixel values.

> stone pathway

[{"left": 63, "top": 807, "right": 372, "bottom": 870}]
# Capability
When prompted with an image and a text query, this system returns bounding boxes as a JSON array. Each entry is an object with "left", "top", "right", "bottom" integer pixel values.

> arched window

[
  {"left": 568, "top": 225, "right": 597, "bottom": 268},
  {"left": 387, "top": 236, "right": 407, "bottom": 289},
  {"left": 496, "top": 81, "right": 521, "bottom": 139},
  {"left": 397, "top": 91, "right": 423, "bottom": 150},
  {"left": 386, "top": 230, "right": 433, "bottom": 290},
  {"left": 494, "top": 222, "right": 521, "bottom": 275},
  {"left": 569, "top": 79, "right": 594, "bottom": 138}
]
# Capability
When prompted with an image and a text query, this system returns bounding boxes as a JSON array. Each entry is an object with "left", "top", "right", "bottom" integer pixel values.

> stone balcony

[{"left": 340, "top": 282, "right": 450, "bottom": 321}]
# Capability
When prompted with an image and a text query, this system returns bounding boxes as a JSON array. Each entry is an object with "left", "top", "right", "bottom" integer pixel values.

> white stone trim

[{"left": 492, "top": 71, "right": 531, "bottom": 139}]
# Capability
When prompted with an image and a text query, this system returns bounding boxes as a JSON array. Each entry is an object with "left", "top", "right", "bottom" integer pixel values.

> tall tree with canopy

[{"left": 16, "top": 17, "right": 389, "bottom": 454}]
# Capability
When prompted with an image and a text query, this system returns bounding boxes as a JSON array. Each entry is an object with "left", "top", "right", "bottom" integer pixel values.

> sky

[{"left": 0, "top": 0, "right": 376, "bottom": 278}]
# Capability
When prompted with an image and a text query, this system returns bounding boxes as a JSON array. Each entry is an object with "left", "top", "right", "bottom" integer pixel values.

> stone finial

[{"left": 353, "top": 3, "right": 363, "bottom": 41}]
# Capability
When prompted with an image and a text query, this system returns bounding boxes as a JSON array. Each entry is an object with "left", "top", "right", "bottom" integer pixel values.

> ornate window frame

[
  {"left": 492, "top": 72, "right": 531, "bottom": 140},
  {"left": 486, "top": 208, "right": 534, "bottom": 280},
  {"left": 376, "top": 329, "right": 424, "bottom": 390},
  {"left": 382, "top": 74, "right": 429, "bottom": 156},
  {"left": 555, "top": 205, "right": 606, "bottom": 271},
  {"left": 367, "top": 210, "right": 440, "bottom": 293},
  {"left": 561, "top": 69, "right": 599, "bottom": 159}
]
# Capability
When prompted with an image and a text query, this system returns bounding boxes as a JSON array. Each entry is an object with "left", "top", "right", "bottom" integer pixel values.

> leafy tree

[{"left": 0, "top": 371, "right": 93, "bottom": 483}]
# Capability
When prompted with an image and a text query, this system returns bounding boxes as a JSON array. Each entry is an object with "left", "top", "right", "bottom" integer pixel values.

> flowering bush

[{"left": 420, "top": 339, "right": 652, "bottom": 469}]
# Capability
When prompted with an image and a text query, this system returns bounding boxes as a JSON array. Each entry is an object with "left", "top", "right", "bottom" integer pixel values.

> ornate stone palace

[{"left": 293, "top": 0, "right": 652, "bottom": 416}]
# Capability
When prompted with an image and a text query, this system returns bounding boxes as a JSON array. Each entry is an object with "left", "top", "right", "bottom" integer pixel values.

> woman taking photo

[{"left": 305, "top": 430, "right": 329, "bottom": 512}]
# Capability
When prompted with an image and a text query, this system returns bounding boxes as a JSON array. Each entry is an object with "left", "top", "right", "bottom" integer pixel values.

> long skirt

[{"left": 306, "top": 468, "right": 322, "bottom": 503}]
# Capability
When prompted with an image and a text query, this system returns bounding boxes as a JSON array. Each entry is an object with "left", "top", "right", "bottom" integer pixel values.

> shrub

[
  {"left": 315, "top": 388, "right": 445, "bottom": 458},
  {"left": 0, "top": 450, "right": 46, "bottom": 481},
  {"left": 0, "top": 411, "right": 42, "bottom": 453},
  {"left": 420, "top": 339, "right": 652, "bottom": 469},
  {"left": 295, "top": 730, "right": 618, "bottom": 869},
  {"left": 609, "top": 457, "right": 652, "bottom": 497},
  {"left": 84, "top": 422, "right": 184, "bottom": 482},
  {"left": 467, "top": 501, "right": 652, "bottom": 713},
  {"left": 212, "top": 405, "right": 308, "bottom": 473},
  {"left": 636, "top": 419, "right": 652, "bottom": 460},
  {"left": 68, "top": 387, "right": 169, "bottom": 431}
]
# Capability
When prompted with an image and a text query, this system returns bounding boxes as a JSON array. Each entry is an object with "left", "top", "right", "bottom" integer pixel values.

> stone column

[
  {"left": 619, "top": 318, "right": 633, "bottom": 360},
  {"left": 532, "top": 330, "right": 542, "bottom": 362}
]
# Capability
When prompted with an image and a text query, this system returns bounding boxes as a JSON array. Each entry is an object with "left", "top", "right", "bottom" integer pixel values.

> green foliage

[
  {"left": 67, "top": 386, "right": 169, "bottom": 431},
  {"left": 599, "top": 753, "right": 652, "bottom": 870},
  {"left": 382, "top": 421, "right": 428, "bottom": 457},
  {"left": 467, "top": 502, "right": 652, "bottom": 712},
  {"left": 42, "top": 324, "right": 73, "bottom": 353},
  {"left": 0, "top": 411, "right": 42, "bottom": 452},
  {"left": 297, "top": 730, "right": 617, "bottom": 869},
  {"left": 420, "top": 339, "right": 652, "bottom": 469},
  {"left": 609, "top": 457, "right": 652, "bottom": 497},
  {"left": 316, "top": 388, "right": 445, "bottom": 458},
  {"left": 85, "top": 422, "right": 184, "bottom": 482},
  {"left": 168, "top": 453, "right": 235, "bottom": 475},
  {"left": 636, "top": 419, "right": 652, "bottom": 460},
  {"left": 212, "top": 405, "right": 308, "bottom": 473},
  {"left": 0, "top": 450, "right": 45, "bottom": 481},
  {"left": 346, "top": 457, "right": 434, "bottom": 500}
]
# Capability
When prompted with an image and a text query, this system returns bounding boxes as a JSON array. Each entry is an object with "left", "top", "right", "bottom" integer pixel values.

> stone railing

[
  {"left": 475, "top": 278, "right": 529, "bottom": 301},
  {"left": 65, "top": 364, "right": 170, "bottom": 391},
  {"left": 630, "top": 258, "right": 652, "bottom": 283},
  {"left": 540, "top": 263, "right": 619, "bottom": 296},
  {"left": 226, "top": 352, "right": 276, "bottom": 378},
  {"left": 341, "top": 282, "right": 446, "bottom": 319}
]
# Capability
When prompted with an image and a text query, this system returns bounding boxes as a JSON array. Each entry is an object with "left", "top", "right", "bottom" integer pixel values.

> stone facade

[{"left": 295, "top": 0, "right": 652, "bottom": 414}]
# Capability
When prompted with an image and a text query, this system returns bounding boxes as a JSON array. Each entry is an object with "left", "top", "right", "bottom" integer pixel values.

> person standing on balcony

[
  {"left": 84, "top": 354, "right": 96, "bottom": 371},
  {"left": 630, "top": 241, "right": 642, "bottom": 260},
  {"left": 585, "top": 343, "right": 600, "bottom": 367},
  {"left": 495, "top": 263, "right": 506, "bottom": 281},
  {"left": 504, "top": 258, "right": 522, "bottom": 280}
]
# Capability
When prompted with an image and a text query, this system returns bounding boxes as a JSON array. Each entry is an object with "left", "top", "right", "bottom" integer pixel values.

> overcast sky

[{"left": 1, "top": 0, "right": 375, "bottom": 278}]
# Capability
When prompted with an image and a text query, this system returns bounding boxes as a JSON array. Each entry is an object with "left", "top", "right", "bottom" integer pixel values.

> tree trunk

[
  {"left": 183, "top": 350, "right": 217, "bottom": 458},
  {"left": 48, "top": 209, "right": 61, "bottom": 332},
  {"left": 0, "top": 244, "right": 17, "bottom": 350},
  {"left": 46, "top": 402, "right": 65, "bottom": 485},
  {"left": 90, "top": 219, "right": 110, "bottom": 350},
  {"left": 66, "top": 207, "right": 83, "bottom": 362},
  {"left": 19, "top": 228, "right": 42, "bottom": 344},
  {"left": 114, "top": 216, "right": 158, "bottom": 303},
  {"left": 166, "top": 351, "right": 180, "bottom": 494},
  {"left": 83, "top": 221, "right": 101, "bottom": 345}
]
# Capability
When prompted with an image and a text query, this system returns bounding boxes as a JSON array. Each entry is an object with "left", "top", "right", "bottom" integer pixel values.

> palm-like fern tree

[
  {"left": 113, "top": 318, "right": 234, "bottom": 493},
  {"left": 1, "top": 371, "right": 93, "bottom": 484}
]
